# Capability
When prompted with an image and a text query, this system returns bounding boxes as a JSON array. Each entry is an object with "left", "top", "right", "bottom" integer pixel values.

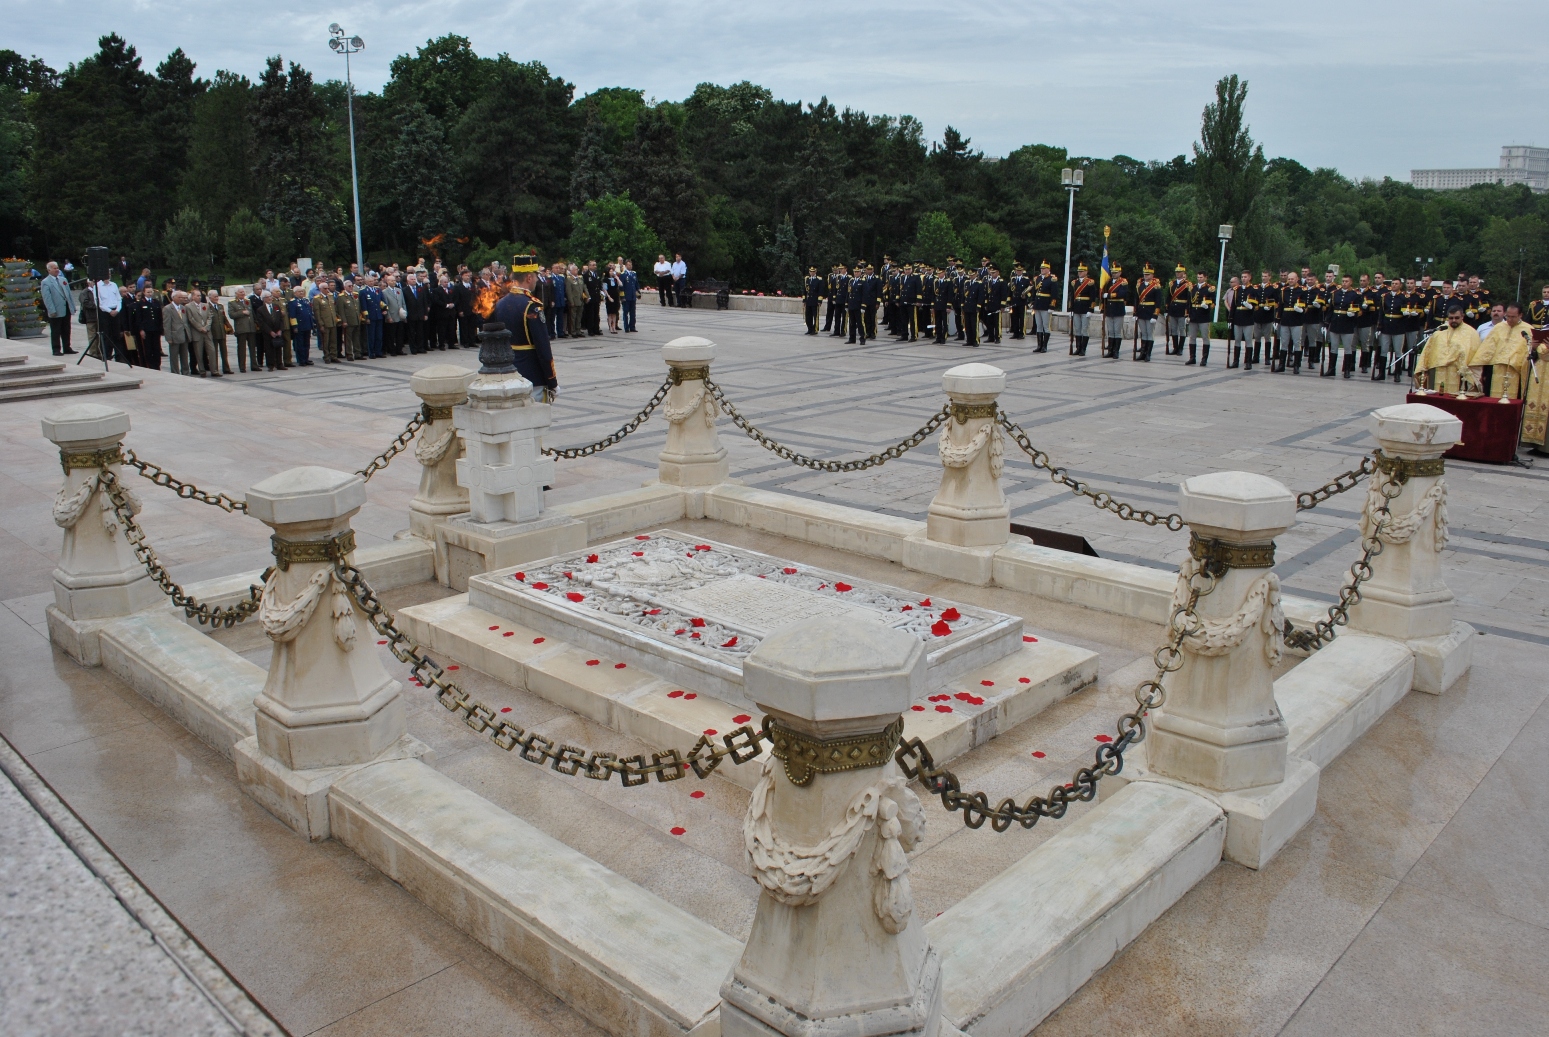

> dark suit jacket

[
  {"left": 404, "top": 282, "right": 428, "bottom": 321},
  {"left": 430, "top": 284, "right": 456, "bottom": 322},
  {"left": 252, "top": 300, "right": 283, "bottom": 335},
  {"left": 582, "top": 270, "right": 602, "bottom": 305},
  {"left": 451, "top": 281, "right": 476, "bottom": 318}
]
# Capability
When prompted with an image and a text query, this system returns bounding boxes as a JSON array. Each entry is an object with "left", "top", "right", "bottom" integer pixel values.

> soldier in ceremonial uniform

[
  {"left": 1252, "top": 270, "right": 1277, "bottom": 369},
  {"left": 863, "top": 264, "right": 880, "bottom": 340},
  {"left": 1101, "top": 263, "right": 1130, "bottom": 359},
  {"left": 1229, "top": 272, "right": 1254, "bottom": 369},
  {"left": 1376, "top": 277, "right": 1406, "bottom": 382},
  {"left": 492, "top": 254, "right": 558, "bottom": 397},
  {"left": 823, "top": 265, "right": 839, "bottom": 333},
  {"left": 1326, "top": 274, "right": 1361, "bottom": 378},
  {"left": 1356, "top": 273, "right": 1381, "bottom": 370},
  {"left": 1008, "top": 264, "right": 1029, "bottom": 340},
  {"left": 1187, "top": 271, "right": 1215, "bottom": 367},
  {"left": 1275, "top": 270, "right": 1302, "bottom": 373},
  {"left": 983, "top": 267, "right": 1008, "bottom": 343},
  {"left": 1166, "top": 264, "right": 1190, "bottom": 355},
  {"left": 1428, "top": 279, "right": 1456, "bottom": 333},
  {"left": 803, "top": 266, "right": 824, "bottom": 335},
  {"left": 1070, "top": 263, "right": 1098, "bottom": 356},
  {"left": 960, "top": 269, "right": 984, "bottom": 347},
  {"left": 1527, "top": 283, "right": 1549, "bottom": 328},
  {"left": 1031, "top": 261, "right": 1057, "bottom": 352},
  {"left": 1134, "top": 264, "right": 1162, "bottom": 362},
  {"left": 829, "top": 266, "right": 850, "bottom": 338},
  {"left": 933, "top": 267, "right": 955, "bottom": 344},
  {"left": 900, "top": 264, "right": 922, "bottom": 341},
  {"left": 1471, "top": 275, "right": 1492, "bottom": 328},
  {"left": 948, "top": 257, "right": 966, "bottom": 340},
  {"left": 846, "top": 264, "right": 871, "bottom": 345}
]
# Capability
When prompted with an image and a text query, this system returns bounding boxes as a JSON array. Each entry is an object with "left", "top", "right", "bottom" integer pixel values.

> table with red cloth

[{"left": 1405, "top": 392, "right": 1524, "bottom": 464}]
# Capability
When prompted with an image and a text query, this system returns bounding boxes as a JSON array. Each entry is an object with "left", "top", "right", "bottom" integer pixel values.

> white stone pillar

[
  {"left": 925, "top": 363, "right": 1008, "bottom": 549},
  {"left": 1347, "top": 403, "right": 1472, "bottom": 693},
  {"left": 1136, "top": 472, "right": 1315, "bottom": 869},
  {"left": 723, "top": 616, "right": 941, "bottom": 1037},
  {"left": 657, "top": 336, "right": 728, "bottom": 486},
  {"left": 42, "top": 403, "right": 162, "bottom": 665},
  {"left": 235, "top": 465, "right": 429, "bottom": 839},
  {"left": 409, "top": 364, "right": 475, "bottom": 585},
  {"left": 455, "top": 372, "right": 555, "bottom": 524}
]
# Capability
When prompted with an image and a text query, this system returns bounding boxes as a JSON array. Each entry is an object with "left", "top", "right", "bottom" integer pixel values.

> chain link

[
  {"left": 996, "top": 413, "right": 1186, "bottom": 531},
  {"left": 330, "top": 557, "right": 767, "bottom": 783},
  {"left": 542, "top": 375, "right": 674, "bottom": 459},
  {"left": 704, "top": 377, "right": 950, "bottom": 472},
  {"left": 1283, "top": 467, "right": 1402, "bottom": 652},
  {"left": 357, "top": 408, "right": 429, "bottom": 482},
  {"left": 1295, "top": 456, "right": 1376, "bottom": 511},
  {"left": 896, "top": 564, "right": 1218, "bottom": 831},
  {"left": 120, "top": 448, "right": 249, "bottom": 513},
  {"left": 95, "top": 468, "right": 264, "bottom": 628}
]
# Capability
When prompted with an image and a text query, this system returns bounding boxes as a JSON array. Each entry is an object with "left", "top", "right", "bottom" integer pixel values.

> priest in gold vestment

[
  {"left": 1523, "top": 333, "right": 1548, "bottom": 453},
  {"left": 1468, "top": 304, "right": 1532, "bottom": 399},
  {"left": 1415, "top": 305, "right": 1478, "bottom": 394}
]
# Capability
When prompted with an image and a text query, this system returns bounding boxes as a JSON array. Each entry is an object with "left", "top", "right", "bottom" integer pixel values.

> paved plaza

[{"left": 1, "top": 306, "right": 1546, "bottom": 1035}]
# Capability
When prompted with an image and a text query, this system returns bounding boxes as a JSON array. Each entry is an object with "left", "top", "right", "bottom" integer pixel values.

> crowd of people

[{"left": 33, "top": 251, "right": 678, "bottom": 375}]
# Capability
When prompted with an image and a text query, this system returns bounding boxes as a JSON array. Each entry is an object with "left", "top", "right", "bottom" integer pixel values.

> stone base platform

[{"left": 399, "top": 592, "right": 1098, "bottom": 791}]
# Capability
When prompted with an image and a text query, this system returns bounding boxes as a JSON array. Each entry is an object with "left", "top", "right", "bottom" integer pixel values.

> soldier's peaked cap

[{"left": 511, "top": 253, "right": 541, "bottom": 273}]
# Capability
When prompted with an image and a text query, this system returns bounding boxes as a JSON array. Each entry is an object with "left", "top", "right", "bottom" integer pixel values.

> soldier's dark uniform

[
  {"left": 1133, "top": 268, "right": 1162, "bottom": 362},
  {"left": 1376, "top": 282, "right": 1406, "bottom": 381},
  {"left": 1357, "top": 280, "right": 1382, "bottom": 369},
  {"left": 1326, "top": 282, "right": 1362, "bottom": 378},
  {"left": 492, "top": 266, "right": 558, "bottom": 396},
  {"left": 1009, "top": 267, "right": 1030, "bottom": 340},
  {"left": 1275, "top": 279, "right": 1302, "bottom": 373},
  {"left": 962, "top": 272, "right": 984, "bottom": 348},
  {"left": 933, "top": 271, "right": 955, "bottom": 344},
  {"left": 1166, "top": 265, "right": 1191, "bottom": 355},
  {"left": 1070, "top": 265, "right": 1098, "bottom": 356},
  {"left": 1187, "top": 277, "right": 1215, "bottom": 366},
  {"left": 1300, "top": 278, "right": 1326, "bottom": 370},
  {"left": 1229, "top": 278, "right": 1256, "bottom": 369},
  {"left": 1101, "top": 265, "right": 1130, "bottom": 360},
  {"left": 803, "top": 268, "right": 824, "bottom": 335},
  {"left": 829, "top": 270, "right": 849, "bottom": 338},
  {"left": 1252, "top": 276, "right": 1278, "bottom": 369},
  {"left": 846, "top": 267, "right": 870, "bottom": 345},
  {"left": 900, "top": 266, "right": 922, "bottom": 341},
  {"left": 984, "top": 271, "right": 1009, "bottom": 343},
  {"left": 1031, "top": 264, "right": 1058, "bottom": 352},
  {"left": 823, "top": 267, "right": 839, "bottom": 332}
]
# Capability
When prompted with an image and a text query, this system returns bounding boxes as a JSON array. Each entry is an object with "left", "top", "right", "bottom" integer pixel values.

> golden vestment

[
  {"left": 1469, "top": 321, "right": 1531, "bottom": 399},
  {"left": 1416, "top": 324, "right": 1478, "bottom": 394}
]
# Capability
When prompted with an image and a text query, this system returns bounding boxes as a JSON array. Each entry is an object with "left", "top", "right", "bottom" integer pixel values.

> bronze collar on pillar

[
  {"left": 1189, "top": 532, "right": 1275, "bottom": 576},
  {"left": 59, "top": 445, "right": 123, "bottom": 473},
  {"left": 767, "top": 716, "right": 904, "bottom": 786},
  {"left": 271, "top": 529, "right": 356, "bottom": 571},
  {"left": 421, "top": 402, "right": 456, "bottom": 421},
  {"left": 1372, "top": 449, "right": 1444, "bottom": 484},
  {"left": 950, "top": 401, "right": 997, "bottom": 424},
  {"left": 668, "top": 365, "right": 711, "bottom": 385}
]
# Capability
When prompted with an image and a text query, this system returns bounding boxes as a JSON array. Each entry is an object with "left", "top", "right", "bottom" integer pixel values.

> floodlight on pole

[
  {"left": 1213, "top": 224, "right": 1233, "bottom": 323},
  {"left": 1059, "top": 167, "right": 1083, "bottom": 312},
  {"left": 328, "top": 25, "right": 366, "bottom": 278}
]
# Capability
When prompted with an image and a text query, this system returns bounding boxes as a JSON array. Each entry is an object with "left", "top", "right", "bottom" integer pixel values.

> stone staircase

[{"left": 0, "top": 351, "right": 142, "bottom": 403}]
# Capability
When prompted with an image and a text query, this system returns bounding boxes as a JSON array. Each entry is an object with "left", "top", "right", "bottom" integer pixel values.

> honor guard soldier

[
  {"left": 803, "top": 266, "right": 824, "bottom": 335},
  {"left": 846, "top": 263, "right": 870, "bottom": 345},
  {"left": 1356, "top": 273, "right": 1381, "bottom": 370},
  {"left": 1134, "top": 264, "right": 1162, "bottom": 361},
  {"left": 961, "top": 269, "right": 984, "bottom": 347},
  {"left": 1187, "top": 272, "right": 1215, "bottom": 366},
  {"left": 863, "top": 264, "right": 881, "bottom": 339},
  {"left": 933, "top": 267, "right": 955, "bottom": 344},
  {"left": 829, "top": 266, "right": 850, "bottom": 338},
  {"left": 1301, "top": 273, "right": 1327, "bottom": 372},
  {"left": 1031, "top": 261, "right": 1058, "bottom": 352},
  {"left": 1527, "top": 283, "right": 1549, "bottom": 328},
  {"left": 1428, "top": 279, "right": 1457, "bottom": 332},
  {"left": 1228, "top": 272, "right": 1254, "bottom": 368},
  {"left": 1101, "top": 263, "right": 1130, "bottom": 359},
  {"left": 1252, "top": 270, "right": 1278, "bottom": 368},
  {"left": 1166, "top": 264, "right": 1191, "bottom": 355},
  {"left": 1070, "top": 263, "right": 1098, "bottom": 356},
  {"left": 823, "top": 265, "right": 839, "bottom": 332},
  {"left": 1376, "top": 278, "right": 1406, "bottom": 381},
  {"left": 901, "top": 264, "right": 922, "bottom": 341},
  {"left": 1008, "top": 264, "right": 1029, "bottom": 340},
  {"left": 1326, "top": 274, "right": 1361, "bottom": 377},
  {"left": 492, "top": 254, "right": 559, "bottom": 397},
  {"left": 1471, "top": 275, "right": 1492, "bottom": 328},
  {"left": 984, "top": 267, "right": 1009, "bottom": 343},
  {"left": 1275, "top": 271, "right": 1302, "bottom": 373}
]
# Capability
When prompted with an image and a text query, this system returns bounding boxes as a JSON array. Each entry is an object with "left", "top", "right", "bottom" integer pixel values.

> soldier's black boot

[
  {"left": 1244, "top": 343, "right": 1254, "bottom": 370},
  {"left": 1322, "top": 348, "right": 1337, "bottom": 376},
  {"left": 1142, "top": 341, "right": 1154, "bottom": 361},
  {"left": 1227, "top": 344, "right": 1239, "bottom": 369},
  {"left": 1036, "top": 334, "right": 1048, "bottom": 353},
  {"left": 1109, "top": 337, "right": 1122, "bottom": 358},
  {"left": 1075, "top": 337, "right": 1088, "bottom": 356},
  {"left": 1186, "top": 343, "right": 1197, "bottom": 366},
  {"left": 1343, "top": 351, "right": 1356, "bottom": 378},
  {"left": 1371, "top": 354, "right": 1386, "bottom": 381},
  {"left": 1358, "top": 349, "right": 1371, "bottom": 372},
  {"left": 1200, "top": 343, "right": 1210, "bottom": 367},
  {"left": 1290, "top": 348, "right": 1302, "bottom": 374}
]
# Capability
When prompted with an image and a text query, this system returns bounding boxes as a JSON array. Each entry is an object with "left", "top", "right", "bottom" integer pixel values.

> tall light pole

[
  {"left": 1059, "top": 167, "right": 1083, "bottom": 311},
  {"left": 1213, "top": 224, "right": 1233, "bottom": 323},
  {"left": 328, "top": 24, "right": 365, "bottom": 277}
]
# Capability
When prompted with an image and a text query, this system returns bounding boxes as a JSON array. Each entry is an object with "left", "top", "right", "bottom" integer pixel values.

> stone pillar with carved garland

[
  {"left": 42, "top": 403, "right": 162, "bottom": 665},
  {"left": 657, "top": 336, "right": 728, "bottom": 486},
  {"left": 408, "top": 364, "right": 475, "bottom": 584},
  {"left": 722, "top": 615, "right": 942, "bottom": 1037},
  {"left": 1347, "top": 403, "right": 1472, "bottom": 693},
  {"left": 235, "top": 465, "right": 430, "bottom": 840},
  {"left": 925, "top": 362, "right": 1008, "bottom": 548}
]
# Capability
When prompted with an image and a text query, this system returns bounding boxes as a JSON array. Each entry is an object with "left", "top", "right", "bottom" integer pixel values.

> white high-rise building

[{"left": 1411, "top": 146, "right": 1549, "bottom": 193}]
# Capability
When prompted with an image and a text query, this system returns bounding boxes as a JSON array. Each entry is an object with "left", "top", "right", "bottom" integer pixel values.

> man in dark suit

[
  {"left": 252, "top": 291, "right": 285, "bottom": 371},
  {"left": 432, "top": 273, "right": 457, "bottom": 350},
  {"left": 452, "top": 269, "right": 478, "bottom": 348},
  {"left": 582, "top": 260, "right": 603, "bottom": 336},
  {"left": 621, "top": 260, "right": 639, "bottom": 332},
  {"left": 403, "top": 271, "right": 429, "bottom": 354}
]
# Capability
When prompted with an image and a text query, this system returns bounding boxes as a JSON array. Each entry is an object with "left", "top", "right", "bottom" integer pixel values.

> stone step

[
  {"left": 0, "top": 357, "right": 65, "bottom": 378},
  {"left": 399, "top": 594, "right": 1098, "bottom": 791},
  {"left": 0, "top": 352, "right": 27, "bottom": 366},
  {"left": 0, "top": 369, "right": 141, "bottom": 404}
]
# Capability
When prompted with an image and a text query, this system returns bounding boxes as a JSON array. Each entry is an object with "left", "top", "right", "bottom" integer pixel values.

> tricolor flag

[{"left": 1099, "top": 225, "right": 1112, "bottom": 298}]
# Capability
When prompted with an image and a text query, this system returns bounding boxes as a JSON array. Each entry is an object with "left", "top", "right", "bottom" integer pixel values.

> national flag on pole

[{"left": 1099, "top": 225, "right": 1112, "bottom": 299}]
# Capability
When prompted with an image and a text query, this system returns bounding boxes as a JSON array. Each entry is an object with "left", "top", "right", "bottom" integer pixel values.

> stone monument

[
  {"left": 407, "top": 364, "right": 474, "bottom": 584},
  {"left": 657, "top": 336, "right": 728, "bottom": 487}
]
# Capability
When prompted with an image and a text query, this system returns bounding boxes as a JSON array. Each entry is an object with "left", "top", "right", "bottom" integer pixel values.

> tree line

[{"left": 2, "top": 36, "right": 1547, "bottom": 298}]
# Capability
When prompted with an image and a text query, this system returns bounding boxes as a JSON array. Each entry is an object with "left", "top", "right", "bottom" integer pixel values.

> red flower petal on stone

[
  {"left": 1094, "top": 734, "right": 1113, "bottom": 743},
  {"left": 818, "top": 583, "right": 827, "bottom": 590},
  {"left": 911, "top": 704, "right": 925, "bottom": 711},
  {"left": 565, "top": 592, "right": 585, "bottom": 602},
  {"left": 533, "top": 637, "right": 545, "bottom": 644},
  {"left": 488, "top": 625, "right": 500, "bottom": 631},
  {"left": 940, "top": 607, "right": 961, "bottom": 622},
  {"left": 834, "top": 582, "right": 852, "bottom": 592},
  {"left": 955, "top": 693, "right": 973, "bottom": 702},
  {"left": 675, "top": 628, "right": 686, "bottom": 635},
  {"left": 377, "top": 639, "right": 387, "bottom": 645},
  {"left": 703, "top": 728, "right": 717, "bottom": 735},
  {"left": 632, "top": 551, "right": 644, "bottom": 557},
  {"left": 615, "top": 663, "right": 626, "bottom": 669},
  {"left": 920, "top": 598, "right": 932, "bottom": 607},
  {"left": 645, "top": 608, "right": 661, "bottom": 615},
  {"left": 532, "top": 582, "right": 549, "bottom": 590},
  {"left": 721, "top": 636, "right": 738, "bottom": 648},
  {"left": 931, "top": 620, "right": 952, "bottom": 637},
  {"left": 447, "top": 665, "right": 459, "bottom": 671},
  {"left": 695, "top": 545, "right": 712, "bottom": 551},
  {"left": 686, "top": 553, "right": 694, "bottom": 557},
  {"left": 513, "top": 572, "right": 525, "bottom": 581},
  {"left": 586, "top": 659, "right": 600, "bottom": 666},
  {"left": 668, "top": 690, "right": 684, "bottom": 698},
  {"left": 969, "top": 696, "right": 985, "bottom": 705},
  {"left": 1018, "top": 676, "right": 1030, "bottom": 684},
  {"left": 563, "top": 572, "right": 573, "bottom": 580},
  {"left": 670, "top": 826, "right": 686, "bottom": 835},
  {"left": 1031, "top": 750, "right": 1046, "bottom": 758},
  {"left": 502, "top": 631, "right": 514, "bottom": 637},
  {"left": 980, "top": 680, "right": 994, "bottom": 687},
  {"left": 691, "top": 617, "right": 706, "bottom": 627},
  {"left": 935, "top": 704, "right": 953, "bottom": 713},
  {"left": 684, "top": 693, "right": 697, "bottom": 700},
  {"left": 635, "top": 535, "right": 651, "bottom": 540},
  {"left": 1024, "top": 635, "right": 1038, "bottom": 643},
  {"left": 900, "top": 604, "right": 913, "bottom": 611},
  {"left": 501, "top": 707, "right": 512, "bottom": 713},
  {"left": 783, "top": 567, "right": 797, "bottom": 574},
  {"left": 758, "top": 574, "right": 766, "bottom": 578},
  {"left": 690, "top": 790, "right": 705, "bottom": 799},
  {"left": 733, "top": 714, "right": 751, "bottom": 723},
  {"left": 586, "top": 554, "right": 599, "bottom": 563},
  {"left": 690, "top": 632, "right": 701, "bottom": 639}
]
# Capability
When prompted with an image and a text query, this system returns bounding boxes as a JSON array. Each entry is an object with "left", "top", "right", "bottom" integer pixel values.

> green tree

[
  {"left": 959, "top": 222, "right": 1014, "bottom": 275},
  {"left": 163, "top": 205, "right": 214, "bottom": 273},
  {"left": 390, "top": 101, "right": 466, "bottom": 241},
  {"left": 250, "top": 56, "right": 332, "bottom": 255},
  {"left": 1479, "top": 214, "right": 1549, "bottom": 303},
  {"left": 222, "top": 207, "right": 268, "bottom": 276},
  {"left": 757, "top": 215, "right": 801, "bottom": 294},
  {"left": 1193, "top": 74, "right": 1264, "bottom": 255},
  {"left": 383, "top": 35, "right": 493, "bottom": 123},
  {"left": 569, "top": 111, "right": 618, "bottom": 208},
  {"left": 621, "top": 106, "right": 707, "bottom": 256},
  {"left": 567, "top": 192, "right": 663, "bottom": 269},
  {"left": 181, "top": 70, "right": 255, "bottom": 240},
  {"left": 910, "top": 211, "right": 962, "bottom": 267}
]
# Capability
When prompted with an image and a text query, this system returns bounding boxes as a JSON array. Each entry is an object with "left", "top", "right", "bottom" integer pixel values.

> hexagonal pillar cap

[
  {"left": 942, "top": 362, "right": 1006, "bottom": 397},
  {"left": 410, "top": 364, "right": 476, "bottom": 404},
  {"left": 745, "top": 616, "right": 925, "bottom": 722},
  {"left": 1179, "top": 471, "right": 1295, "bottom": 541},
  {"left": 1369, "top": 403, "right": 1463, "bottom": 458},
  {"left": 662, "top": 336, "right": 715, "bottom": 365},
  {"left": 42, "top": 403, "right": 131, "bottom": 447},
  {"left": 247, "top": 466, "right": 366, "bottom": 527}
]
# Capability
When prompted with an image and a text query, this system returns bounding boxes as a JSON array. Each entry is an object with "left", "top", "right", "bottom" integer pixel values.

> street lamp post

[
  {"left": 1059, "top": 167, "right": 1083, "bottom": 311},
  {"left": 1213, "top": 224, "right": 1233, "bottom": 323},
  {"left": 328, "top": 24, "right": 366, "bottom": 278}
]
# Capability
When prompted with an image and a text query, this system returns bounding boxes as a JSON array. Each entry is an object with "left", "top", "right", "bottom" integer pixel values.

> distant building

[{"left": 1411, "top": 146, "right": 1549, "bottom": 193}]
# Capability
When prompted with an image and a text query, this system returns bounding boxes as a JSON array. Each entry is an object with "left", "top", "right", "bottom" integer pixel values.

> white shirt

[
  {"left": 670, "top": 260, "right": 687, "bottom": 279},
  {"left": 653, "top": 261, "right": 670, "bottom": 276},
  {"left": 94, "top": 281, "right": 122, "bottom": 314},
  {"left": 1476, "top": 320, "right": 1495, "bottom": 341}
]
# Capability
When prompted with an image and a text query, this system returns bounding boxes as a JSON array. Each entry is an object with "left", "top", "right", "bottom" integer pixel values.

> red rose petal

[
  {"left": 758, "top": 574, "right": 766, "bottom": 578},
  {"left": 900, "top": 604, "right": 913, "bottom": 611},
  {"left": 911, "top": 704, "right": 925, "bottom": 711},
  {"left": 615, "top": 663, "right": 626, "bottom": 669},
  {"left": 563, "top": 571, "right": 573, "bottom": 579},
  {"left": 632, "top": 551, "right": 644, "bottom": 557},
  {"left": 668, "top": 690, "right": 684, "bottom": 698},
  {"left": 377, "top": 639, "right": 387, "bottom": 645},
  {"left": 565, "top": 591, "right": 585, "bottom": 602},
  {"left": 1094, "top": 734, "right": 1113, "bottom": 743},
  {"left": 721, "top": 636, "right": 738, "bottom": 648},
  {"left": 687, "top": 552, "right": 694, "bottom": 557},
  {"left": 690, "top": 790, "right": 705, "bottom": 799},
  {"left": 782, "top": 567, "right": 797, "bottom": 574},
  {"left": 501, "top": 706, "right": 512, "bottom": 713},
  {"left": 502, "top": 631, "right": 514, "bottom": 637},
  {"left": 1019, "top": 677, "right": 1031, "bottom": 683},
  {"left": 669, "top": 826, "right": 686, "bottom": 835},
  {"left": 533, "top": 637, "right": 545, "bottom": 644},
  {"left": 940, "top": 607, "right": 961, "bottom": 622},
  {"left": 645, "top": 608, "right": 661, "bottom": 615},
  {"left": 513, "top": 572, "right": 525, "bottom": 581},
  {"left": 695, "top": 544, "right": 712, "bottom": 551},
  {"left": 931, "top": 620, "right": 952, "bottom": 637},
  {"left": 684, "top": 693, "right": 697, "bottom": 700},
  {"left": 690, "top": 632, "right": 701, "bottom": 638},
  {"left": 980, "top": 680, "right": 994, "bottom": 687},
  {"left": 532, "top": 582, "right": 549, "bottom": 590},
  {"left": 635, "top": 535, "right": 650, "bottom": 540},
  {"left": 733, "top": 714, "right": 752, "bottom": 723},
  {"left": 935, "top": 704, "right": 953, "bottom": 713},
  {"left": 969, "top": 696, "right": 985, "bottom": 705},
  {"left": 834, "top": 582, "right": 852, "bottom": 592},
  {"left": 586, "top": 554, "right": 599, "bottom": 563},
  {"left": 447, "top": 665, "right": 460, "bottom": 671},
  {"left": 1031, "top": 750, "right": 1046, "bottom": 758},
  {"left": 703, "top": 728, "right": 717, "bottom": 735},
  {"left": 691, "top": 618, "right": 706, "bottom": 628},
  {"left": 818, "top": 583, "right": 827, "bottom": 590},
  {"left": 674, "top": 628, "right": 687, "bottom": 635},
  {"left": 488, "top": 625, "right": 500, "bottom": 631},
  {"left": 585, "top": 659, "right": 600, "bottom": 666},
  {"left": 920, "top": 598, "right": 932, "bottom": 607},
  {"left": 1024, "top": 635, "right": 1038, "bottom": 643},
  {"left": 955, "top": 693, "right": 973, "bottom": 701}
]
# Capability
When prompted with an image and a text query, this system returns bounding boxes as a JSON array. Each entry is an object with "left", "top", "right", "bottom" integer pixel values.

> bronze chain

[
  {"left": 704, "top": 377, "right": 950, "bottom": 472},
  {"left": 94, "top": 468, "right": 264, "bottom": 628},
  {"left": 1295, "top": 455, "right": 1376, "bottom": 511},
  {"left": 329, "top": 557, "right": 767, "bottom": 783},
  {"left": 896, "top": 563, "right": 1217, "bottom": 831},
  {"left": 542, "top": 375, "right": 674, "bottom": 459},
  {"left": 357, "top": 407, "right": 430, "bottom": 482},
  {"left": 120, "top": 448, "right": 249, "bottom": 513}
]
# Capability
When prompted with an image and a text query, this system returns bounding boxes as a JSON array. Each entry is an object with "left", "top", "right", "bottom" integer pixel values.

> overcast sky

[{"left": 10, "top": 0, "right": 1547, "bottom": 180}]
